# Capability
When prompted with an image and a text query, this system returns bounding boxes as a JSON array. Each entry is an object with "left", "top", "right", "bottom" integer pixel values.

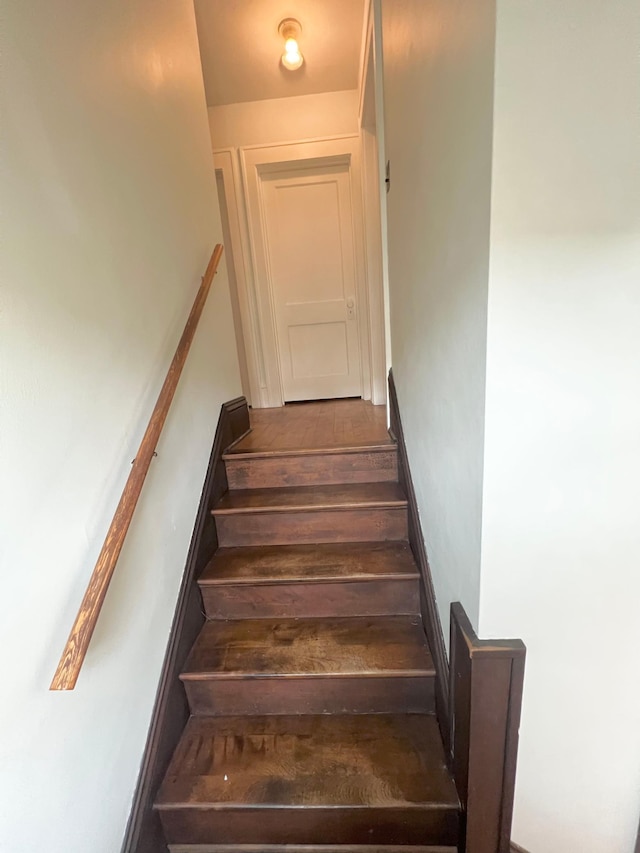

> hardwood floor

[{"left": 229, "top": 399, "right": 391, "bottom": 453}]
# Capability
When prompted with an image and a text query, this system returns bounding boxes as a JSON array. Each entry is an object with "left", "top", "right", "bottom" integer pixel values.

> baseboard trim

[
  {"left": 511, "top": 844, "right": 531, "bottom": 853},
  {"left": 388, "top": 370, "right": 450, "bottom": 743},
  {"left": 120, "top": 396, "right": 250, "bottom": 853}
]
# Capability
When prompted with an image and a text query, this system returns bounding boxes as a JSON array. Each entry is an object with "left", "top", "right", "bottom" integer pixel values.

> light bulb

[
  {"left": 278, "top": 18, "right": 304, "bottom": 71},
  {"left": 282, "top": 37, "right": 303, "bottom": 70}
]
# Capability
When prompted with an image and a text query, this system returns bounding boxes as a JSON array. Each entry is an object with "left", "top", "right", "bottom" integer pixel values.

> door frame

[
  {"left": 240, "top": 135, "right": 378, "bottom": 409},
  {"left": 358, "top": 0, "right": 392, "bottom": 406},
  {"left": 213, "top": 148, "right": 265, "bottom": 406},
  {"left": 214, "top": 153, "right": 252, "bottom": 404}
]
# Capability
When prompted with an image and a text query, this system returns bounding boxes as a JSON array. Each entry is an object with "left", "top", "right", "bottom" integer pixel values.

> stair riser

[
  {"left": 159, "top": 806, "right": 459, "bottom": 847},
  {"left": 199, "top": 578, "right": 420, "bottom": 619},
  {"left": 214, "top": 508, "right": 408, "bottom": 547},
  {"left": 182, "top": 675, "right": 434, "bottom": 716},
  {"left": 168, "top": 846, "right": 458, "bottom": 852},
  {"left": 225, "top": 450, "right": 398, "bottom": 489}
]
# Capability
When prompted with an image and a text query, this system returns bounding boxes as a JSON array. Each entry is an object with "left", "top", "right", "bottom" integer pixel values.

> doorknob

[{"left": 347, "top": 298, "right": 355, "bottom": 319}]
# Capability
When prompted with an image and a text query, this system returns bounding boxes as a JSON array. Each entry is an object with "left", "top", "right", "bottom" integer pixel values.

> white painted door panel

[{"left": 261, "top": 164, "right": 361, "bottom": 401}]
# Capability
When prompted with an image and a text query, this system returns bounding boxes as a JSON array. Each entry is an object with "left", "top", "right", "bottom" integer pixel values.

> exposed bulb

[{"left": 282, "top": 37, "right": 303, "bottom": 70}]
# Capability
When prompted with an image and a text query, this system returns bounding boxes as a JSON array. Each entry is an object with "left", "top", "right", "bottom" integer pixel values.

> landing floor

[{"left": 231, "top": 398, "right": 390, "bottom": 454}]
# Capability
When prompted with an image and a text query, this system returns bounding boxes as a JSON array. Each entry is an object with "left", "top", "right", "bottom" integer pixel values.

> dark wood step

[
  {"left": 169, "top": 846, "right": 457, "bottom": 853},
  {"left": 155, "top": 714, "right": 459, "bottom": 847},
  {"left": 180, "top": 616, "right": 435, "bottom": 715},
  {"left": 198, "top": 542, "right": 420, "bottom": 618},
  {"left": 224, "top": 445, "right": 398, "bottom": 489},
  {"left": 212, "top": 484, "right": 408, "bottom": 547}
]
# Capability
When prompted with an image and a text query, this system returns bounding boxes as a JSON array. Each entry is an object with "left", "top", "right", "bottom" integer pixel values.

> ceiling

[{"left": 194, "top": 0, "right": 366, "bottom": 106}]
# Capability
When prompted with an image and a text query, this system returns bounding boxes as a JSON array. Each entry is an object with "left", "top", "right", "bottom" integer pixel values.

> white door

[{"left": 260, "top": 163, "right": 362, "bottom": 402}]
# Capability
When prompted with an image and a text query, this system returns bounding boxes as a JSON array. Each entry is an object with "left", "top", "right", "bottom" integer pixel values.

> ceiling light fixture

[{"left": 278, "top": 18, "right": 304, "bottom": 71}]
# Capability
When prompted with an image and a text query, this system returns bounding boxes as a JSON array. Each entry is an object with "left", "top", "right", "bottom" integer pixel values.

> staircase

[{"left": 154, "top": 401, "right": 460, "bottom": 851}]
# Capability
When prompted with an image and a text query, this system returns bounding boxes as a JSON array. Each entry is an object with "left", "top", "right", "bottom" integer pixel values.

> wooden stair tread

[
  {"left": 155, "top": 714, "right": 458, "bottom": 810},
  {"left": 199, "top": 542, "right": 418, "bottom": 586},
  {"left": 169, "top": 847, "right": 456, "bottom": 853},
  {"left": 213, "top": 483, "right": 407, "bottom": 515},
  {"left": 224, "top": 443, "right": 395, "bottom": 459},
  {"left": 181, "top": 617, "right": 433, "bottom": 679}
]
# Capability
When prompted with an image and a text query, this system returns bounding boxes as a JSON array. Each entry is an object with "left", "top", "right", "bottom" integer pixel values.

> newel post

[{"left": 449, "top": 602, "right": 526, "bottom": 853}]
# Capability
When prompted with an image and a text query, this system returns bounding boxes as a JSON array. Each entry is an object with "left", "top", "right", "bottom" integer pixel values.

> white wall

[
  {"left": 380, "top": 1, "right": 640, "bottom": 850},
  {"left": 381, "top": 0, "right": 496, "bottom": 633},
  {"left": 208, "top": 89, "right": 359, "bottom": 149},
  {"left": 0, "top": 1, "right": 241, "bottom": 851},
  {"left": 480, "top": 3, "right": 640, "bottom": 851}
]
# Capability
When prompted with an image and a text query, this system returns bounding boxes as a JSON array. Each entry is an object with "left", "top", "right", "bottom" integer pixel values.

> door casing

[{"left": 239, "top": 136, "right": 378, "bottom": 408}]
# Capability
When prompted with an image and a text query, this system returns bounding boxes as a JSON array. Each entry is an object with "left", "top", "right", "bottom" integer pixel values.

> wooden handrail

[{"left": 50, "top": 245, "right": 224, "bottom": 691}]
